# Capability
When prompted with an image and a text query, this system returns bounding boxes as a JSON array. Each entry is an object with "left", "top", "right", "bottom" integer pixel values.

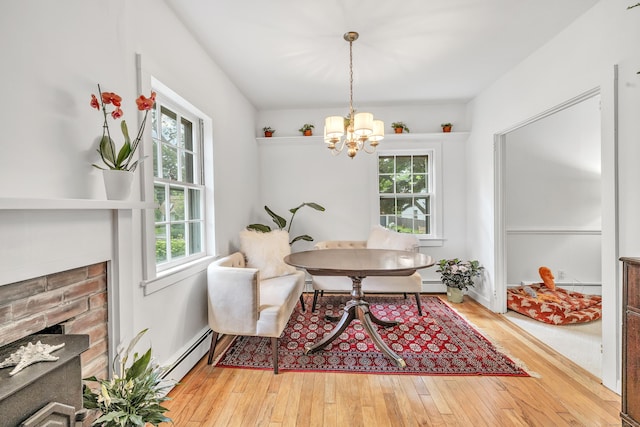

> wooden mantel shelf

[{"left": 0, "top": 198, "right": 154, "bottom": 211}]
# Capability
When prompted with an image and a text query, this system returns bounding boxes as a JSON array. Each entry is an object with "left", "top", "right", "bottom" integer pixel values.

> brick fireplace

[{"left": 0, "top": 262, "right": 109, "bottom": 380}]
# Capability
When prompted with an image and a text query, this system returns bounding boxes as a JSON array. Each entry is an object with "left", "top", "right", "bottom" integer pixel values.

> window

[
  {"left": 376, "top": 151, "right": 437, "bottom": 238},
  {"left": 151, "top": 95, "right": 205, "bottom": 271}
]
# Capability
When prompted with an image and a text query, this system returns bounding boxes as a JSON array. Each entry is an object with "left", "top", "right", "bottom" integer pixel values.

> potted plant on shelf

[
  {"left": 441, "top": 123, "right": 453, "bottom": 133},
  {"left": 298, "top": 124, "right": 315, "bottom": 136},
  {"left": 436, "top": 258, "right": 484, "bottom": 303},
  {"left": 90, "top": 84, "right": 156, "bottom": 200},
  {"left": 82, "top": 329, "right": 175, "bottom": 426},
  {"left": 263, "top": 126, "right": 275, "bottom": 137},
  {"left": 391, "top": 122, "right": 410, "bottom": 133}
]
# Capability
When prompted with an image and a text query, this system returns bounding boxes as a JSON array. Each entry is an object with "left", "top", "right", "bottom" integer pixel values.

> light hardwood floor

[{"left": 164, "top": 294, "right": 621, "bottom": 426}]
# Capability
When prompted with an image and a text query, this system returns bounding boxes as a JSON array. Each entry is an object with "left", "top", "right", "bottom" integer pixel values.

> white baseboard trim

[{"left": 162, "top": 327, "right": 211, "bottom": 386}]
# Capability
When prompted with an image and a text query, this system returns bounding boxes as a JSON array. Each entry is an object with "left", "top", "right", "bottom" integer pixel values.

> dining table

[{"left": 284, "top": 248, "right": 434, "bottom": 368}]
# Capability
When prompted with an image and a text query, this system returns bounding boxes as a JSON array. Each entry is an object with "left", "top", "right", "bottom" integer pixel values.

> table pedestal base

[{"left": 303, "top": 276, "right": 407, "bottom": 368}]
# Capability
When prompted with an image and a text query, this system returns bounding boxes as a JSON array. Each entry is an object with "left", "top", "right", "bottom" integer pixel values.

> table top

[{"left": 284, "top": 248, "right": 434, "bottom": 277}]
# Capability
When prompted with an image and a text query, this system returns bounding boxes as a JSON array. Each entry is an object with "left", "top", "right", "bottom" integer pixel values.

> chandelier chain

[{"left": 349, "top": 39, "right": 354, "bottom": 118}]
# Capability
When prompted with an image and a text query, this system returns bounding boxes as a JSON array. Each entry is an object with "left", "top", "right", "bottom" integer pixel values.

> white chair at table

[
  {"left": 206, "top": 230, "right": 305, "bottom": 374},
  {"left": 310, "top": 226, "right": 424, "bottom": 315}
]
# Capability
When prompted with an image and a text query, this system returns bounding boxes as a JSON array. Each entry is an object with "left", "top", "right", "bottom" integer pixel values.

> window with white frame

[
  {"left": 376, "top": 151, "right": 438, "bottom": 238},
  {"left": 150, "top": 94, "right": 205, "bottom": 270}
]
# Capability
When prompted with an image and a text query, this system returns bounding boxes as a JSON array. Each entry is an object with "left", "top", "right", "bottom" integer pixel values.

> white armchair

[
  {"left": 206, "top": 230, "right": 305, "bottom": 374},
  {"left": 310, "top": 227, "right": 424, "bottom": 315}
]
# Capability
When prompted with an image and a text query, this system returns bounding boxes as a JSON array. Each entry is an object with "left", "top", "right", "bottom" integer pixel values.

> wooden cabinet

[{"left": 621, "top": 257, "right": 640, "bottom": 427}]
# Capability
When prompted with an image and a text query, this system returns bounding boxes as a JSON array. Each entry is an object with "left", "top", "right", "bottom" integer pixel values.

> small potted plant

[
  {"left": 263, "top": 126, "right": 275, "bottom": 137},
  {"left": 441, "top": 123, "right": 453, "bottom": 133},
  {"left": 391, "top": 122, "right": 410, "bottom": 133},
  {"left": 299, "top": 124, "right": 315, "bottom": 136},
  {"left": 436, "top": 258, "right": 484, "bottom": 303}
]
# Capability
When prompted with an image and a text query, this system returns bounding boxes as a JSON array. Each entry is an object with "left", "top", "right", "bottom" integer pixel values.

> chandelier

[{"left": 324, "top": 31, "right": 384, "bottom": 159}]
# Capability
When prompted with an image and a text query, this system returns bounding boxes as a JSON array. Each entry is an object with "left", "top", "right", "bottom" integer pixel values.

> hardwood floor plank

[{"left": 164, "top": 295, "right": 621, "bottom": 427}]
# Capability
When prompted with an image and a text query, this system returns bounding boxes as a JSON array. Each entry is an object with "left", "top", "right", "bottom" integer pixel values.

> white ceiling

[{"left": 164, "top": 0, "right": 598, "bottom": 110}]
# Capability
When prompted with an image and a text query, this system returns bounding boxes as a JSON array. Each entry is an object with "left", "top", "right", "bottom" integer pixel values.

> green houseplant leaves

[{"left": 247, "top": 202, "right": 325, "bottom": 244}]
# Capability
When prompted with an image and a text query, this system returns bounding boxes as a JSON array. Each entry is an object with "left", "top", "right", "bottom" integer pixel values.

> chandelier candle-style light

[{"left": 324, "top": 31, "right": 384, "bottom": 159}]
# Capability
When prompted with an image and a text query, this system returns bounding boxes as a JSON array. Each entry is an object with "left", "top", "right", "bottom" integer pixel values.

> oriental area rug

[{"left": 215, "top": 295, "right": 530, "bottom": 376}]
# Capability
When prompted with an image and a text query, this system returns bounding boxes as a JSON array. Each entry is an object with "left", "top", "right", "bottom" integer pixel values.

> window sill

[
  {"left": 418, "top": 238, "right": 445, "bottom": 247},
  {"left": 141, "top": 255, "right": 216, "bottom": 295}
]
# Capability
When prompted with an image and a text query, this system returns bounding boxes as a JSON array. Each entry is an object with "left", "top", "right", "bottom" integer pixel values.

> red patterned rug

[{"left": 215, "top": 294, "right": 530, "bottom": 376}]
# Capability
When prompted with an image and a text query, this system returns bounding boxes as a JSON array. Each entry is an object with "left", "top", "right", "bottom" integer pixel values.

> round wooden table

[{"left": 284, "top": 248, "right": 434, "bottom": 368}]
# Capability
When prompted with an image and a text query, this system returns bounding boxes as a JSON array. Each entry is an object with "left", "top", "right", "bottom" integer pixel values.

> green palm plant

[{"left": 247, "top": 202, "right": 325, "bottom": 244}]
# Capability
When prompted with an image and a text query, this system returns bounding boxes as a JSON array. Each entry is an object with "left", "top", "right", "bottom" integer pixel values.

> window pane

[
  {"left": 154, "top": 185, "right": 166, "bottom": 222},
  {"left": 378, "top": 156, "right": 394, "bottom": 174},
  {"left": 413, "top": 156, "right": 428, "bottom": 173},
  {"left": 189, "top": 222, "right": 202, "bottom": 254},
  {"left": 162, "top": 145, "right": 178, "bottom": 180},
  {"left": 170, "top": 187, "right": 185, "bottom": 221},
  {"left": 161, "top": 107, "right": 178, "bottom": 145},
  {"left": 181, "top": 117, "right": 193, "bottom": 151},
  {"left": 182, "top": 152, "right": 194, "bottom": 183},
  {"left": 415, "top": 196, "right": 430, "bottom": 215},
  {"left": 415, "top": 214, "right": 429, "bottom": 234},
  {"left": 413, "top": 174, "right": 426, "bottom": 193},
  {"left": 379, "top": 197, "right": 395, "bottom": 215},
  {"left": 188, "top": 189, "right": 201, "bottom": 220},
  {"left": 396, "top": 173, "right": 411, "bottom": 193},
  {"left": 155, "top": 225, "right": 167, "bottom": 263},
  {"left": 153, "top": 140, "right": 159, "bottom": 178},
  {"left": 396, "top": 156, "right": 411, "bottom": 174},
  {"left": 170, "top": 223, "right": 186, "bottom": 259},
  {"left": 379, "top": 175, "right": 394, "bottom": 193},
  {"left": 151, "top": 106, "right": 158, "bottom": 139}
]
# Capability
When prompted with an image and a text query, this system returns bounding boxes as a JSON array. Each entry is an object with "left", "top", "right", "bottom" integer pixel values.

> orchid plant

[{"left": 90, "top": 84, "right": 156, "bottom": 171}]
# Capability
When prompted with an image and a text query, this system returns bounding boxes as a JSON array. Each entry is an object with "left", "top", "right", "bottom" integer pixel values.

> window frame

[
  {"left": 140, "top": 77, "right": 215, "bottom": 292},
  {"left": 372, "top": 145, "right": 444, "bottom": 246},
  {"left": 151, "top": 96, "right": 205, "bottom": 272}
]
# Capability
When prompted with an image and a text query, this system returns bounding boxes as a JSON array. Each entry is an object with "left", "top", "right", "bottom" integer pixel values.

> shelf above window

[{"left": 257, "top": 131, "right": 470, "bottom": 144}]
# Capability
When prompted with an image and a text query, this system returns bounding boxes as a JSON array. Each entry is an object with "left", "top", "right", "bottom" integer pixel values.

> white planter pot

[
  {"left": 102, "top": 169, "right": 134, "bottom": 200},
  {"left": 446, "top": 287, "right": 464, "bottom": 303}
]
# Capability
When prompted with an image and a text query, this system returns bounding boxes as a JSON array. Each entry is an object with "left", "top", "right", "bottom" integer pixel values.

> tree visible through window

[
  {"left": 151, "top": 99, "right": 204, "bottom": 268},
  {"left": 378, "top": 154, "right": 432, "bottom": 235}
]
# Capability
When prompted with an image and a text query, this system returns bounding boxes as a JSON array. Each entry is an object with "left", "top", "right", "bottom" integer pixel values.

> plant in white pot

[
  {"left": 90, "top": 84, "right": 156, "bottom": 200},
  {"left": 436, "top": 258, "right": 484, "bottom": 303}
]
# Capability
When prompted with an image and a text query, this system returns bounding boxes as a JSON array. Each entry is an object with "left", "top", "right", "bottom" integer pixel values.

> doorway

[{"left": 494, "top": 88, "right": 603, "bottom": 376}]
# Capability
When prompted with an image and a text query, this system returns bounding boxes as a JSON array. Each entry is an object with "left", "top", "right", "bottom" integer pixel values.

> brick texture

[{"left": 0, "top": 262, "right": 109, "bottom": 379}]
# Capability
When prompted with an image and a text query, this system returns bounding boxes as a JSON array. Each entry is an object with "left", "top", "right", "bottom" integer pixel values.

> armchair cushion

[{"left": 239, "top": 229, "right": 296, "bottom": 279}]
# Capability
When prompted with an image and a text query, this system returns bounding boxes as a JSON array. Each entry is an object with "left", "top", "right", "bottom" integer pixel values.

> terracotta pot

[
  {"left": 264, "top": 131, "right": 273, "bottom": 137},
  {"left": 303, "top": 129, "right": 312, "bottom": 136},
  {"left": 442, "top": 125, "right": 452, "bottom": 133},
  {"left": 394, "top": 127, "right": 403, "bottom": 134}
]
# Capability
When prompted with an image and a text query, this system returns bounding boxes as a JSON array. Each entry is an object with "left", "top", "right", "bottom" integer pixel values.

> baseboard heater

[{"left": 162, "top": 328, "right": 212, "bottom": 380}]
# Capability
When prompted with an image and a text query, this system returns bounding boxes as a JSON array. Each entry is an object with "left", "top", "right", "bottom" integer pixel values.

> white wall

[
  {"left": 0, "top": 0, "right": 259, "bottom": 382},
  {"left": 255, "top": 129, "right": 469, "bottom": 286},
  {"left": 505, "top": 95, "right": 601, "bottom": 286},
  {"left": 466, "top": 0, "right": 640, "bottom": 391}
]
